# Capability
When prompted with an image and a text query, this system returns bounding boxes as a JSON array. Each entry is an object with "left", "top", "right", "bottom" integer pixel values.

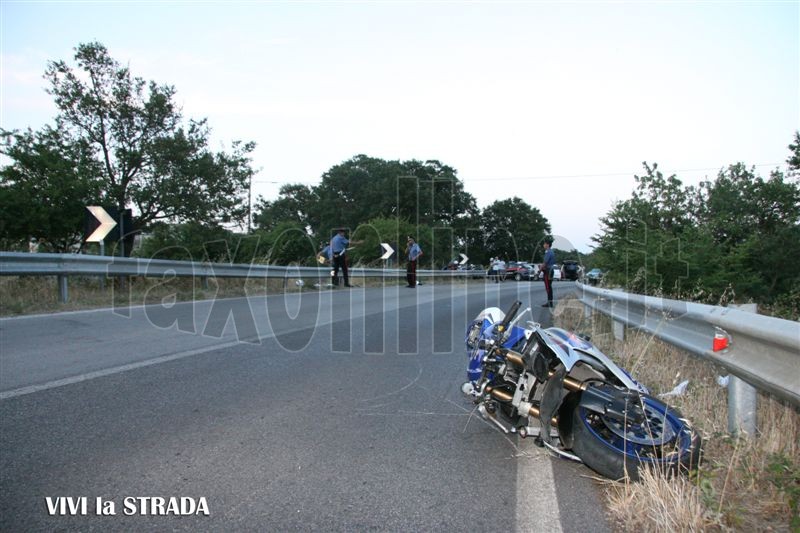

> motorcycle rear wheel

[{"left": 570, "top": 394, "right": 701, "bottom": 481}]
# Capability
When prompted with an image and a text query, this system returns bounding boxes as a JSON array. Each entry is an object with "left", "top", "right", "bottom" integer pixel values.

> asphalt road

[{"left": 0, "top": 280, "right": 610, "bottom": 532}]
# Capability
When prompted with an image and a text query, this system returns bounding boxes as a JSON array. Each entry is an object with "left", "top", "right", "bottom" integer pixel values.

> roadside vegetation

[
  {"left": 591, "top": 138, "right": 800, "bottom": 321},
  {"left": 0, "top": 274, "right": 456, "bottom": 317},
  {"left": 555, "top": 296, "right": 800, "bottom": 532}
]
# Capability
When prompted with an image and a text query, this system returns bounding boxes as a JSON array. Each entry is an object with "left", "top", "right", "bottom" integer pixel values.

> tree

[
  {"left": 592, "top": 154, "right": 800, "bottom": 305},
  {"left": 247, "top": 222, "right": 318, "bottom": 266},
  {"left": 136, "top": 222, "right": 234, "bottom": 262},
  {"left": 253, "top": 184, "right": 318, "bottom": 232},
  {"left": 1, "top": 42, "right": 257, "bottom": 254},
  {"left": 249, "top": 154, "right": 482, "bottom": 265},
  {"left": 479, "top": 197, "right": 551, "bottom": 264},
  {"left": 0, "top": 126, "right": 103, "bottom": 251},
  {"left": 592, "top": 163, "right": 704, "bottom": 294},
  {"left": 788, "top": 130, "right": 800, "bottom": 170},
  {"left": 346, "top": 216, "right": 434, "bottom": 268},
  {"left": 696, "top": 164, "right": 800, "bottom": 301},
  {"left": 308, "top": 155, "right": 479, "bottom": 240}
]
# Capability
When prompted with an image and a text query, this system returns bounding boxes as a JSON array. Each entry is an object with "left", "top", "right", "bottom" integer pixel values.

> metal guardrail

[
  {"left": 0, "top": 252, "right": 477, "bottom": 301},
  {"left": 576, "top": 283, "right": 800, "bottom": 410},
  {"left": 0, "top": 251, "right": 477, "bottom": 278}
]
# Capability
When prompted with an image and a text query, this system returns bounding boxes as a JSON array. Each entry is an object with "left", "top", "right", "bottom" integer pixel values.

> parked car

[
  {"left": 463, "top": 264, "right": 486, "bottom": 279},
  {"left": 505, "top": 261, "right": 535, "bottom": 281},
  {"left": 551, "top": 265, "right": 562, "bottom": 281},
  {"left": 561, "top": 260, "right": 581, "bottom": 281},
  {"left": 586, "top": 268, "right": 603, "bottom": 285}
]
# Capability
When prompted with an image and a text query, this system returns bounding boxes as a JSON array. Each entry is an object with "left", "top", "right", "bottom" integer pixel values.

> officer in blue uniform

[
  {"left": 330, "top": 228, "right": 361, "bottom": 287},
  {"left": 541, "top": 235, "right": 555, "bottom": 307},
  {"left": 405, "top": 236, "right": 423, "bottom": 288}
]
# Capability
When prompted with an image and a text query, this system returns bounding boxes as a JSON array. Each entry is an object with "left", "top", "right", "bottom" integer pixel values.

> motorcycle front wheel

[{"left": 570, "top": 394, "right": 702, "bottom": 481}]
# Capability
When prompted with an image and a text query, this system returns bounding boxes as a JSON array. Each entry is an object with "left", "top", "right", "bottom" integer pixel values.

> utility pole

[{"left": 248, "top": 173, "right": 253, "bottom": 234}]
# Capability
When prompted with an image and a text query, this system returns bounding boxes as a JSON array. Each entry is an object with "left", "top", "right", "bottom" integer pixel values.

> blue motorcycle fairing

[{"left": 466, "top": 317, "right": 528, "bottom": 382}]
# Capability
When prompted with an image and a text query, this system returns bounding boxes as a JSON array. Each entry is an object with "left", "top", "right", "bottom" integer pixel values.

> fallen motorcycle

[{"left": 462, "top": 300, "right": 702, "bottom": 480}]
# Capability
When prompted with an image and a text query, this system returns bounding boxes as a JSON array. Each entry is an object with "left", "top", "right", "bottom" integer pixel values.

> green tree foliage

[
  {"left": 1, "top": 42, "right": 256, "bottom": 253},
  {"left": 479, "top": 197, "right": 551, "bottom": 265},
  {"left": 592, "top": 163, "right": 711, "bottom": 295},
  {"left": 697, "top": 164, "right": 800, "bottom": 301},
  {"left": 137, "top": 221, "right": 320, "bottom": 267},
  {"left": 250, "top": 155, "right": 490, "bottom": 268},
  {"left": 788, "top": 131, "right": 800, "bottom": 170},
  {"left": 593, "top": 147, "right": 800, "bottom": 308},
  {"left": 254, "top": 222, "right": 319, "bottom": 265},
  {"left": 345, "top": 217, "right": 434, "bottom": 267},
  {"left": 0, "top": 127, "right": 103, "bottom": 251},
  {"left": 309, "top": 155, "right": 479, "bottom": 241},
  {"left": 136, "top": 222, "right": 235, "bottom": 262},
  {"left": 253, "top": 184, "right": 317, "bottom": 232},
  {"left": 250, "top": 156, "right": 562, "bottom": 269}
]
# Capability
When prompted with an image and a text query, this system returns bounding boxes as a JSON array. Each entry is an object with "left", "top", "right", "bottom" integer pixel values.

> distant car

[
  {"left": 586, "top": 268, "right": 603, "bottom": 285},
  {"left": 551, "top": 265, "right": 562, "bottom": 281},
  {"left": 463, "top": 264, "right": 486, "bottom": 279},
  {"left": 561, "top": 260, "right": 581, "bottom": 281},
  {"left": 505, "top": 261, "right": 535, "bottom": 281}
]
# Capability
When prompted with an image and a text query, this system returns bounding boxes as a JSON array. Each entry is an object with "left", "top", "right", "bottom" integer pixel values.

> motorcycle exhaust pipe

[
  {"left": 485, "top": 386, "right": 557, "bottom": 425},
  {"left": 494, "top": 355, "right": 586, "bottom": 394},
  {"left": 503, "top": 351, "right": 525, "bottom": 368},
  {"left": 486, "top": 385, "right": 513, "bottom": 402},
  {"left": 561, "top": 375, "right": 586, "bottom": 393},
  {"left": 500, "top": 351, "right": 587, "bottom": 395}
]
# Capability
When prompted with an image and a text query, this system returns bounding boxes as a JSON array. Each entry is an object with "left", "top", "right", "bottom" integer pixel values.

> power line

[
  {"left": 251, "top": 162, "right": 787, "bottom": 186},
  {"left": 460, "top": 163, "right": 786, "bottom": 182}
]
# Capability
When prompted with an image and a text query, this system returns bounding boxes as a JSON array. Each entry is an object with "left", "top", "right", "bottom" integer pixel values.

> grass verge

[
  {"left": 0, "top": 274, "right": 469, "bottom": 317},
  {"left": 554, "top": 296, "right": 799, "bottom": 532}
]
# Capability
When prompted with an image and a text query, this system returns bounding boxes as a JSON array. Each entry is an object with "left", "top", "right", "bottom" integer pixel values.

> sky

[{"left": 2, "top": 0, "right": 798, "bottom": 253}]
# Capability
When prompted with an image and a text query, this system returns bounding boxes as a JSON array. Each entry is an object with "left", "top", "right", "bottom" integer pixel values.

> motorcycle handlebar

[{"left": 496, "top": 300, "right": 522, "bottom": 334}]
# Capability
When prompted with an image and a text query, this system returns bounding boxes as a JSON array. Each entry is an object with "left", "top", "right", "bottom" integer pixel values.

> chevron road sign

[
  {"left": 85, "top": 206, "right": 117, "bottom": 242},
  {"left": 380, "top": 243, "right": 395, "bottom": 260}
]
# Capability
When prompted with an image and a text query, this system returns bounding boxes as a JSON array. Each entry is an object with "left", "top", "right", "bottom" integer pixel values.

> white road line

[
  {"left": 0, "top": 295, "right": 247, "bottom": 322},
  {"left": 0, "top": 338, "right": 252, "bottom": 401},
  {"left": 516, "top": 438, "right": 563, "bottom": 533}
]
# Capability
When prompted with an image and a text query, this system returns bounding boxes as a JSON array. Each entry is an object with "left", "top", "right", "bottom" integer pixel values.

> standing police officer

[
  {"left": 405, "top": 236, "right": 423, "bottom": 288},
  {"left": 329, "top": 228, "right": 361, "bottom": 287},
  {"left": 541, "top": 236, "right": 555, "bottom": 307}
]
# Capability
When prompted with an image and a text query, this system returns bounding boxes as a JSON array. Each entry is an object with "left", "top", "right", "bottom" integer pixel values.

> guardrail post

[
  {"left": 612, "top": 320, "right": 625, "bottom": 341},
  {"left": 99, "top": 241, "right": 106, "bottom": 290},
  {"left": 609, "top": 289, "right": 626, "bottom": 341},
  {"left": 728, "top": 303, "right": 758, "bottom": 437},
  {"left": 728, "top": 377, "right": 758, "bottom": 437},
  {"left": 58, "top": 275, "right": 69, "bottom": 303}
]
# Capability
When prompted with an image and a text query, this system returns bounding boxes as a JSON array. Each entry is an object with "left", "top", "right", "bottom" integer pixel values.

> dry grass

[
  {"left": 554, "top": 296, "right": 800, "bottom": 532},
  {"left": 604, "top": 468, "right": 721, "bottom": 532},
  {"left": 0, "top": 275, "right": 272, "bottom": 316}
]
